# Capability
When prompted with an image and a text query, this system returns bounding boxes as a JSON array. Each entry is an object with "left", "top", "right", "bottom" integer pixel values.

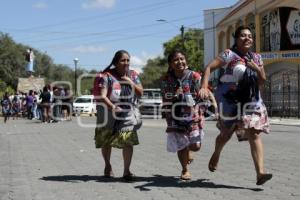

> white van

[
  {"left": 139, "top": 88, "right": 162, "bottom": 116},
  {"left": 72, "top": 95, "right": 96, "bottom": 116}
]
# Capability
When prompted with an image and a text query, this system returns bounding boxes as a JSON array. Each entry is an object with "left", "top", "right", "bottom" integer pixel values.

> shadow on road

[
  {"left": 40, "top": 174, "right": 262, "bottom": 191},
  {"left": 133, "top": 174, "right": 263, "bottom": 191},
  {"left": 40, "top": 175, "right": 121, "bottom": 183}
]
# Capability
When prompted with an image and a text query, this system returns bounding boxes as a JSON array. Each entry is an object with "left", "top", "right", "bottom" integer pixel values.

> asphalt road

[{"left": 0, "top": 117, "right": 299, "bottom": 200}]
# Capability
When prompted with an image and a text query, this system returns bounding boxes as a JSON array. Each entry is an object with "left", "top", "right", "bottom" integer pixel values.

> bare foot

[
  {"left": 180, "top": 170, "right": 191, "bottom": 180},
  {"left": 104, "top": 166, "right": 114, "bottom": 178},
  {"left": 256, "top": 173, "right": 272, "bottom": 185},
  {"left": 208, "top": 152, "right": 219, "bottom": 172}
]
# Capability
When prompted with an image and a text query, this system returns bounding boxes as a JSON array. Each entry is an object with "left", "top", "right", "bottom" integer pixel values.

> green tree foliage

[
  {"left": 140, "top": 28, "right": 204, "bottom": 88},
  {"left": 140, "top": 57, "right": 168, "bottom": 88},
  {"left": 1, "top": 28, "right": 204, "bottom": 94},
  {"left": 0, "top": 32, "right": 91, "bottom": 96},
  {"left": 163, "top": 28, "right": 204, "bottom": 72},
  {"left": 0, "top": 80, "right": 14, "bottom": 98},
  {"left": 0, "top": 33, "right": 27, "bottom": 89}
]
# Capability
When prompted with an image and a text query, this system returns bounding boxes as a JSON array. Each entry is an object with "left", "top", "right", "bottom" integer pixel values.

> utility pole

[
  {"left": 156, "top": 19, "right": 185, "bottom": 49},
  {"left": 180, "top": 25, "right": 185, "bottom": 49}
]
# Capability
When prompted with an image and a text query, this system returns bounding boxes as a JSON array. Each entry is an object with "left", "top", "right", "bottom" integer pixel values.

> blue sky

[{"left": 0, "top": 0, "right": 238, "bottom": 72}]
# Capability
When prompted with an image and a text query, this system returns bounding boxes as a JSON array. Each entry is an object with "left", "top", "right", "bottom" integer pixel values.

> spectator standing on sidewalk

[
  {"left": 52, "top": 86, "right": 64, "bottom": 122},
  {"left": 11, "top": 95, "right": 21, "bottom": 120},
  {"left": 1, "top": 92, "right": 12, "bottom": 123},
  {"left": 62, "top": 88, "right": 72, "bottom": 121},
  {"left": 40, "top": 86, "right": 51, "bottom": 123},
  {"left": 26, "top": 90, "right": 34, "bottom": 120},
  {"left": 199, "top": 26, "right": 272, "bottom": 185},
  {"left": 32, "top": 91, "right": 39, "bottom": 120}
]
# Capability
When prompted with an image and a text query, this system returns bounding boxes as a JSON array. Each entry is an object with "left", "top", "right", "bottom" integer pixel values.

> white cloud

[
  {"left": 82, "top": 0, "right": 115, "bottom": 9},
  {"left": 130, "top": 52, "right": 157, "bottom": 73},
  {"left": 69, "top": 45, "right": 106, "bottom": 54},
  {"left": 130, "top": 56, "right": 145, "bottom": 74},
  {"left": 131, "top": 56, "right": 146, "bottom": 66},
  {"left": 33, "top": 2, "right": 48, "bottom": 9}
]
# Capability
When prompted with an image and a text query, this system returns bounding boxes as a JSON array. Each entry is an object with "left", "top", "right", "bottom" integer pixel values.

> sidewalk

[{"left": 269, "top": 117, "right": 300, "bottom": 126}]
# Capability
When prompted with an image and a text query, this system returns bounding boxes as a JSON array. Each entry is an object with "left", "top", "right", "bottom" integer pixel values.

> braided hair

[
  {"left": 103, "top": 50, "right": 130, "bottom": 72},
  {"left": 103, "top": 50, "right": 134, "bottom": 109}
]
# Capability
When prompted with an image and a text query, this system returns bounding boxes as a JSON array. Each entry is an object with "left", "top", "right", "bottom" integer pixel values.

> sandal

[
  {"left": 256, "top": 173, "right": 272, "bottom": 185},
  {"left": 104, "top": 166, "right": 114, "bottom": 178},
  {"left": 208, "top": 152, "right": 219, "bottom": 172},
  {"left": 180, "top": 170, "right": 191, "bottom": 180}
]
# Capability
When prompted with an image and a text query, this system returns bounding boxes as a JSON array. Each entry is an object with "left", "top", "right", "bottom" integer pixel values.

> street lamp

[{"left": 73, "top": 58, "right": 79, "bottom": 97}]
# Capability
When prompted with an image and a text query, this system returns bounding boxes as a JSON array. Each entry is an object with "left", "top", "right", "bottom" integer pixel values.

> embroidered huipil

[
  {"left": 216, "top": 49, "right": 270, "bottom": 133},
  {"left": 161, "top": 70, "right": 205, "bottom": 134}
]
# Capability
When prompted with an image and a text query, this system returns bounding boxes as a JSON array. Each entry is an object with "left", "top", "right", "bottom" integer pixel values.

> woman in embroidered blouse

[
  {"left": 161, "top": 49, "right": 205, "bottom": 180},
  {"left": 93, "top": 50, "right": 143, "bottom": 181},
  {"left": 200, "top": 26, "right": 272, "bottom": 185}
]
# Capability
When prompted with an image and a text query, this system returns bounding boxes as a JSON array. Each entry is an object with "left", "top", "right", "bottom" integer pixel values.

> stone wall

[{"left": 17, "top": 77, "right": 45, "bottom": 93}]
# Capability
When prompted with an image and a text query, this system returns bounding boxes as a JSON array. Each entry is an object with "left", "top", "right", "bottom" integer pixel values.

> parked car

[
  {"left": 72, "top": 95, "right": 96, "bottom": 116},
  {"left": 139, "top": 88, "right": 162, "bottom": 116}
]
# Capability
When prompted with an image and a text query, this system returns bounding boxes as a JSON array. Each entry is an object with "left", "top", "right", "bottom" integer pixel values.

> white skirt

[{"left": 166, "top": 129, "right": 204, "bottom": 152}]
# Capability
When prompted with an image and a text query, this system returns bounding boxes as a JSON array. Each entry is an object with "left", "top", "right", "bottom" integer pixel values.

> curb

[{"left": 269, "top": 118, "right": 300, "bottom": 126}]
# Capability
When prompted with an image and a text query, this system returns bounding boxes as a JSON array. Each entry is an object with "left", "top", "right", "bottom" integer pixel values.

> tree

[
  {"left": 140, "top": 28, "right": 204, "bottom": 88},
  {"left": 0, "top": 31, "right": 87, "bottom": 94},
  {"left": 0, "top": 33, "right": 27, "bottom": 89},
  {"left": 140, "top": 57, "right": 167, "bottom": 88},
  {"left": 163, "top": 28, "right": 204, "bottom": 72}
]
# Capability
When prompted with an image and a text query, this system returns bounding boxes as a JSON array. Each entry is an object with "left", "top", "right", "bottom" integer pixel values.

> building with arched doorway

[{"left": 204, "top": 0, "right": 300, "bottom": 118}]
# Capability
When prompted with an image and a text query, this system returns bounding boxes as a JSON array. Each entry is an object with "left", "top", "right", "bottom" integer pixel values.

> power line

[
  {"left": 19, "top": 14, "right": 202, "bottom": 44},
  {"left": 13, "top": 1, "right": 185, "bottom": 42},
  {"left": 12, "top": 5, "right": 233, "bottom": 51},
  {"left": 15, "top": 0, "right": 183, "bottom": 32}
]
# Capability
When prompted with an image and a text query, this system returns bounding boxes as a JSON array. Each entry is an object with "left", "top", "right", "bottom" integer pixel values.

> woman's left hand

[
  {"left": 246, "top": 59, "right": 259, "bottom": 71},
  {"left": 120, "top": 76, "right": 132, "bottom": 82}
]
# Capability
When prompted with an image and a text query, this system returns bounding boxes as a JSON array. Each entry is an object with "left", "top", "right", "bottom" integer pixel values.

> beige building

[{"left": 204, "top": 0, "right": 300, "bottom": 118}]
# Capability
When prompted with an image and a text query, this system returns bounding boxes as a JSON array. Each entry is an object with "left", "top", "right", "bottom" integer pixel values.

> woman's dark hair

[
  {"left": 167, "top": 49, "right": 186, "bottom": 73},
  {"left": 103, "top": 50, "right": 130, "bottom": 72},
  {"left": 231, "top": 25, "right": 252, "bottom": 49}
]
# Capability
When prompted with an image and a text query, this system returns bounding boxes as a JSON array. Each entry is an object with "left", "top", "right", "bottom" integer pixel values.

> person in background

[
  {"left": 26, "top": 90, "right": 34, "bottom": 120},
  {"left": 11, "top": 94, "right": 21, "bottom": 120},
  {"left": 40, "top": 86, "right": 51, "bottom": 123},
  {"left": 32, "top": 91, "right": 39, "bottom": 120},
  {"left": 1, "top": 92, "right": 12, "bottom": 123},
  {"left": 36, "top": 90, "right": 43, "bottom": 121},
  {"left": 199, "top": 26, "right": 272, "bottom": 185},
  {"left": 62, "top": 88, "right": 72, "bottom": 121}
]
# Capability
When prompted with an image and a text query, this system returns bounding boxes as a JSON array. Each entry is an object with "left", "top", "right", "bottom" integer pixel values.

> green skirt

[{"left": 94, "top": 127, "right": 139, "bottom": 149}]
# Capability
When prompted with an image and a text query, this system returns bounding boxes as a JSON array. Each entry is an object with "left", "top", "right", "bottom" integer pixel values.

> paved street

[{"left": 0, "top": 117, "right": 299, "bottom": 200}]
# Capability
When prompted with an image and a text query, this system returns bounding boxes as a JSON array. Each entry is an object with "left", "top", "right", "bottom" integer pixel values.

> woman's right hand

[
  {"left": 112, "top": 105, "right": 122, "bottom": 112},
  {"left": 199, "top": 88, "right": 209, "bottom": 99}
]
